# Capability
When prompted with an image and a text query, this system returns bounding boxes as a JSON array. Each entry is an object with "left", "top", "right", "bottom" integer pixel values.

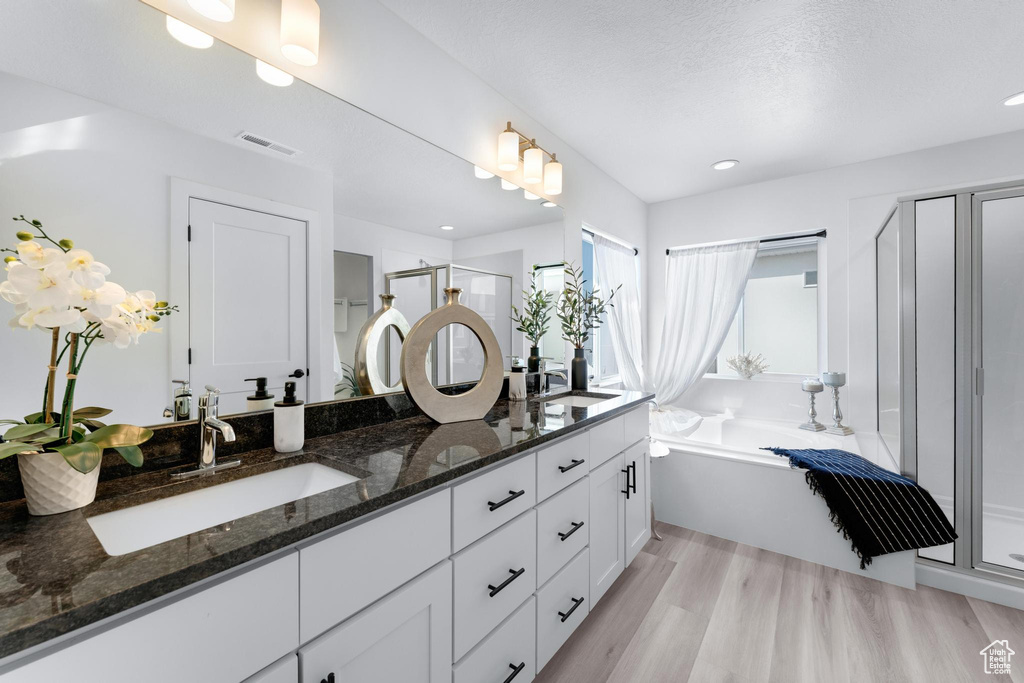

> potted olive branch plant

[
  {"left": 555, "top": 261, "right": 619, "bottom": 391},
  {"left": 0, "top": 216, "right": 176, "bottom": 515},
  {"left": 510, "top": 270, "right": 555, "bottom": 373}
]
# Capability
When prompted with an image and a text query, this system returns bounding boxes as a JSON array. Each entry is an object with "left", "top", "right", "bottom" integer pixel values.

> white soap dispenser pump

[
  {"left": 273, "top": 381, "right": 305, "bottom": 453},
  {"left": 245, "top": 377, "right": 275, "bottom": 412}
]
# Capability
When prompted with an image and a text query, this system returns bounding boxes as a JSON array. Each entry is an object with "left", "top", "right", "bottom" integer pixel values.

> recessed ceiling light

[
  {"left": 187, "top": 0, "right": 235, "bottom": 22},
  {"left": 256, "top": 60, "right": 294, "bottom": 87},
  {"left": 1003, "top": 91, "right": 1024, "bottom": 106},
  {"left": 473, "top": 165, "right": 494, "bottom": 179},
  {"left": 542, "top": 201, "right": 557, "bottom": 208},
  {"left": 440, "top": 225, "right": 454, "bottom": 231},
  {"left": 712, "top": 159, "right": 739, "bottom": 170},
  {"left": 523, "top": 190, "right": 540, "bottom": 200},
  {"left": 166, "top": 16, "right": 214, "bottom": 49},
  {"left": 500, "top": 178, "right": 518, "bottom": 191}
]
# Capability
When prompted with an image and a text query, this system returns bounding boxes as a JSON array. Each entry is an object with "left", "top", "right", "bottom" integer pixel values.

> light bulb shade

[
  {"left": 256, "top": 60, "right": 294, "bottom": 87},
  {"left": 281, "top": 0, "right": 321, "bottom": 66},
  {"left": 523, "top": 190, "right": 540, "bottom": 200},
  {"left": 473, "top": 165, "right": 495, "bottom": 179},
  {"left": 500, "top": 178, "right": 518, "bottom": 191},
  {"left": 523, "top": 147, "right": 543, "bottom": 184},
  {"left": 497, "top": 130, "right": 520, "bottom": 171},
  {"left": 544, "top": 159, "right": 563, "bottom": 195},
  {"left": 187, "top": 0, "right": 234, "bottom": 22},
  {"left": 166, "top": 15, "right": 214, "bottom": 49}
]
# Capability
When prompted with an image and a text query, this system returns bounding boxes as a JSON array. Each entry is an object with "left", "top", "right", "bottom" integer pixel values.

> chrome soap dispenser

[{"left": 274, "top": 381, "right": 304, "bottom": 453}]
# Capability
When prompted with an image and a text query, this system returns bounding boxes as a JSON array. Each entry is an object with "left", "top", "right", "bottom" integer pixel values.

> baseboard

[{"left": 917, "top": 562, "right": 1024, "bottom": 611}]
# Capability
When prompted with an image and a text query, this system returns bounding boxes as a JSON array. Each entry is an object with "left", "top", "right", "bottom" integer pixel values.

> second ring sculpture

[
  {"left": 355, "top": 294, "right": 411, "bottom": 395},
  {"left": 400, "top": 287, "right": 504, "bottom": 423}
]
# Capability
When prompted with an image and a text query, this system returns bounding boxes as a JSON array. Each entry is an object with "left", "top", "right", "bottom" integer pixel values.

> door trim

[{"left": 170, "top": 178, "right": 324, "bottom": 406}]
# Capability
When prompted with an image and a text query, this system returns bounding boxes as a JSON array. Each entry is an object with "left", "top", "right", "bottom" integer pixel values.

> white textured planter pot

[{"left": 17, "top": 451, "right": 100, "bottom": 516}]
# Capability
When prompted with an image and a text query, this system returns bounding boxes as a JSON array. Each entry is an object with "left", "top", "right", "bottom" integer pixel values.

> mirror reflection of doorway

[{"left": 333, "top": 251, "right": 373, "bottom": 399}]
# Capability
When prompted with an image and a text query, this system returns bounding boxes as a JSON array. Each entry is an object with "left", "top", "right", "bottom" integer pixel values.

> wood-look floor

[{"left": 535, "top": 522, "right": 1024, "bottom": 683}]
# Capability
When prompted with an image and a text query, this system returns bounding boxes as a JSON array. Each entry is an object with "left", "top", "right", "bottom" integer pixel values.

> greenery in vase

[
  {"left": 510, "top": 270, "right": 555, "bottom": 347},
  {"left": 555, "top": 261, "right": 620, "bottom": 349},
  {"left": 335, "top": 362, "right": 361, "bottom": 398},
  {"left": 0, "top": 216, "right": 177, "bottom": 473}
]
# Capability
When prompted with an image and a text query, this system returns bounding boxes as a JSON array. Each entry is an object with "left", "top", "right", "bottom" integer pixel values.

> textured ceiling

[{"left": 378, "top": 0, "right": 1024, "bottom": 203}]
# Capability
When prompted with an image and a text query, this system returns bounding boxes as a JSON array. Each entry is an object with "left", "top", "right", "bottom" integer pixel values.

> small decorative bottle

[{"left": 274, "top": 381, "right": 305, "bottom": 453}]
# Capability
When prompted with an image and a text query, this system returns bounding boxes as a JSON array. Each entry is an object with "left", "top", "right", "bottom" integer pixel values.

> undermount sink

[
  {"left": 542, "top": 393, "right": 617, "bottom": 408},
  {"left": 87, "top": 463, "right": 360, "bottom": 556}
]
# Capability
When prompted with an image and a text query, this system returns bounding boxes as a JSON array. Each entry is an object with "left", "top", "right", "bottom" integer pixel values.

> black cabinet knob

[
  {"left": 558, "top": 596, "right": 585, "bottom": 622},
  {"left": 558, "top": 521, "right": 585, "bottom": 542},
  {"left": 487, "top": 489, "right": 525, "bottom": 512},
  {"left": 558, "top": 458, "right": 584, "bottom": 473},
  {"left": 504, "top": 662, "right": 526, "bottom": 683},
  {"left": 487, "top": 567, "right": 525, "bottom": 597},
  {"left": 320, "top": 674, "right": 335, "bottom": 683}
]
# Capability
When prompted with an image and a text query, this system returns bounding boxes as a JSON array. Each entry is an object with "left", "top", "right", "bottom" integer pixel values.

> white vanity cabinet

[
  {"left": 588, "top": 452, "right": 627, "bottom": 604},
  {"left": 624, "top": 440, "right": 652, "bottom": 565}
]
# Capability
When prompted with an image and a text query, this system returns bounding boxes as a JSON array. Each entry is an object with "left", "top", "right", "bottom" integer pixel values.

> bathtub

[{"left": 650, "top": 411, "right": 915, "bottom": 586}]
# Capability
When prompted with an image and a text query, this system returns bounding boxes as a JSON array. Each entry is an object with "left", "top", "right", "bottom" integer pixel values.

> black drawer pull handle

[
  {"left": 488, "top": 567, "right": 525, "bottom": 597},
  {"left": 621, "top": 468, "right": 631, "bottom": 499},
  {"left": 630, "top": 461, "right": 637, "bottom": 494},
  {"left": 558, "top": 458, "right": 584, "bottom": 473},
  {"left": 504, "top": 662, "right": 526, "bottom": 683},
  {"left": 488, "top": 489, "right": 525, "bottom": 512},
  {"left": 558, "top": 521, "right": 585, "bottom": 541},
  {"left": 558, "top": 596, "right": 585, "bottom": 622},
  {"left": 321, "top": 674, "right": 335, "bottom": 683}
]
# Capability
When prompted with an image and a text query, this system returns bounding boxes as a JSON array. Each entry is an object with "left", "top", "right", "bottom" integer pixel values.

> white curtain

[
  {"left": 593, "top": 234, "right": 646, "bottom": 392},
  {"left": 653, "top": 240, "right": 759, "bottom": 410}
]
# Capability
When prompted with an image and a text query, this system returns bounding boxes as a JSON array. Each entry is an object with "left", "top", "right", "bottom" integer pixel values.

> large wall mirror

[{"left": 0, "top": 1, "right": 564, "bottom": 426}]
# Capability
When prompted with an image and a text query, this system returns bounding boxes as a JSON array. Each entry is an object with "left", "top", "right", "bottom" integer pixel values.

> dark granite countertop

[{"left": 0, "top": 389, "right": 652, "bottom": 660}]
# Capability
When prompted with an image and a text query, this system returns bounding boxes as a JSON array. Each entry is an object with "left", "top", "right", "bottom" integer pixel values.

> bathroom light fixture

[
  {"left": 281, "top": 0, "right": 321, "bottom": 66},
  {"left": 523, "top": 190, "right": 540, "bottom": 201},
  {"left": 712, "top": 159, "right": 739, "bottom": 170},
  {"left": 541, "top": 201, "right": 557, "bottom": 208},
  {"left": 187, "top": 0, "right": 234, "bottom": 22},
  {"left": 473, "top": 165, "right": 494, "bottom": 179},
  {"left": 256, "top": 60, "right": 294, "bottom": 87},
  {"left": 1003, "top": 91, "right": 1024, "bottom": 106},
  {"left": 166, "top": 15, "right": 214, "bottom": 49},
  {"left": 496, "top": 122, "right": 562, "bottom": 194},
  {"left": 440, "top": 225, "right": 454, "bottom": 231},
  {"left": 500, "top": 178, "right": 518, "bottom": 191}
]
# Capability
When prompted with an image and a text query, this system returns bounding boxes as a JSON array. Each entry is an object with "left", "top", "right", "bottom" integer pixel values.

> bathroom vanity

[{"left": 0, "top": 392, "right": 652, "bottom": 682}]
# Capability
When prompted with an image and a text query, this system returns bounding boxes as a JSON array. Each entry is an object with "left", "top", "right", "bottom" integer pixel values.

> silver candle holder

[
  {"left": 822, "top": 372, "right": 853, "bottom": 436},
  {"left": 799, "top": 377, "right": 826, "bottom": 432}
]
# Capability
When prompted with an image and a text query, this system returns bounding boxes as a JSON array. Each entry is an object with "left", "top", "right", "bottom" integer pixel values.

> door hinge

[
  {"left": 187, "top": 224, "right": 192, "bottom": 242},
  {"left": 188, "top": 347, "right": 192, "bottom": 365},
  {"left": 306, "top": 367, "right": 310, "bottom": 377},
  {"left": 976, "top": 367, "right": 984, "bottom": 396}
]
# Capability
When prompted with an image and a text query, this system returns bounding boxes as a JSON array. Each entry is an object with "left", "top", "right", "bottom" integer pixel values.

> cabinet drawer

[
  {"left": 299, "top": 488, "right": 451, "bottom": 642},
  {"left": 536, "top": 478, "right": 589, "bottom": 587},
  {"left": 453, "top": 453, "right": 536, "bottom": 551},
  {"left": 624, "top": 405, "right": 650, "bottom": 448},
  {"left": 536, "top": 548, "right": 590, "bottom": 671},
  {"left": 536, "top": 432, "right": 589, "bottom": 502},
  {"left": 454, "top": 597, "right": 536, "bottom": 683},
  {"left": 1, "top": 554, "right": 299, "bottom": 683},
  {"left": 454, "top": 510, "right": 537, "bottom": 661},
  {"left": 588, "top": 416, "right": 625, "bottom": 469}
]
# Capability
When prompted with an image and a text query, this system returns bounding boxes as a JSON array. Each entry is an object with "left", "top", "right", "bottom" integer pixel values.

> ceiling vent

[{"left": 235, "top": 131, "right": 301, "bottom": 157}]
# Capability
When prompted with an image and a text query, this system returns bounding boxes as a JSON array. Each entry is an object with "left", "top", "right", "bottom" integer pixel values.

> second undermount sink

[
  {"left": 542, "top": 393, "right": 617, "bottom": 408},
  {"left": 87, "top": 463, "right": 359, "bottom": 556}
]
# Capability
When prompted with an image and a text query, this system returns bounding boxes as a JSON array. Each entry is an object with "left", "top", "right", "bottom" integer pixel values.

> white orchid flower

[
  {"left": 61, "top": 249, "right": 111, "bottom": 289},
  {"left": 70, "top": 280, "right": 127, "bottom": 320},
  {"left": 15, "top": 241, "right": 62, "bottom": 269},
  {"left": 6, "top": 262, "right": 72, "bottom": 310},
  {"left": 0, "top": 279, "right": 27, "bottom": 305},
  {"left": 18, "top": 305, "right": 85, "bottom": 332}
]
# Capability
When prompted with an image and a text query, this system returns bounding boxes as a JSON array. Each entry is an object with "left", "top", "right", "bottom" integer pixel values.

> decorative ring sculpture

[
  {"left": 355, "top": 294, "right": 411, "bottom": 395},
  {"left": 400, "top": 287, "right": 504, "bottom": 424}
]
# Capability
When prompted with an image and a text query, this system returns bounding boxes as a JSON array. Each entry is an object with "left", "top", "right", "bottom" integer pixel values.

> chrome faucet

[
  {"left": 171, "top": 385, "right": 240, "bottom": 479},
  {"left": 162, "top": 379, "right": 193, "bottom": 422}
]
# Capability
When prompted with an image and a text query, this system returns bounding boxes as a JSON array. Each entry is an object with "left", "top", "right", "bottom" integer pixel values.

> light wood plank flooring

[{"left": 536, "top": 522, "right": 1024, "bottom": 683}]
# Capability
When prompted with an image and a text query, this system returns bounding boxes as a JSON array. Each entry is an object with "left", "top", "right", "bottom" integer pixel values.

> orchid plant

[{"left": 0, "top": 216, "right": 176, "bottom": 474}]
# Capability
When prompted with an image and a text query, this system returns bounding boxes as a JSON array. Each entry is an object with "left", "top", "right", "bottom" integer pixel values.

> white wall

[
  {"left": 648, "top": 128, "right": 1024, "bottom": 429},
  {"left": 0, "top": 82, "right": 333, "bottom": 426}
]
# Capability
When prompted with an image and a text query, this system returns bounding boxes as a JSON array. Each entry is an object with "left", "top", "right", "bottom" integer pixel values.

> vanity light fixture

[
  {"left": 712, "top": 159, "right": 739, "bottom": 170},
  {"left": 440, "top": 225, "right": 455, "bottom": 231},
  {"left": 187, "top": 0, "right": 235, "bottom": 22},
  {"left": 256, "top": 60, "right": 294, "bottom": 87},
  {"left": 496, "top": 122, "right": 563, "bottom": 194},
  {"left": 500, "top": 178, "right": 518, "bottom": 191},
  {"left": 281, "top": 0, "right": 321, "bottom": 66},
  {"left": 166, "top": 15, "right": 214, "bottom": 49},
  {"left": 1003, "top": 91, "right": 1024, "bottom": 106},
  {"left": 523, "top": 190, "right": 541, "bottom": 201},
  {"left": 473, "top": 165, "right": 495, "bottom": 179}
]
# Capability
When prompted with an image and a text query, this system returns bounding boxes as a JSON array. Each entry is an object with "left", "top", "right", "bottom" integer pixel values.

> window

[
  {"left": 582, "top": 232, "right": 620, "bottom": 385},
  {"left": 711, "top": 236, "right": 821, "bottom": 377},
  {"left": 534, "top": 262, "right": 565, "bottom": 367}
]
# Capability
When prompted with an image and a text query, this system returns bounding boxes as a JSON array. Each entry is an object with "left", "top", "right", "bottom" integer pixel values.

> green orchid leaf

[
  {"left": 54, "top": 442, "right": 102, "bottom": 474},
  {"left": 72, "top": 407, "right": 113, "bottom": 419},
  {"left": 23, "top": 412, "right": 60, "bottom": 425},
  {"left": 4, "top": 423, "right": 55, "bottom": 441},
  {"left": 79, "top": 419, "right": 108, "bottom": 432},
  {"left": 83, "top": 424, "right": 154, "bottom": 449},
  {"left": 24, "top": 428, "right": 63, "bottom": 445},
  {"left": 0, "top": 442, "right": 32, "bottom": 460},
  {"left": 0, "top": 420, "right": 24, "bottom": 426},
  {"left": 114, "top": 445, "right": 144, "bottom": 467}
]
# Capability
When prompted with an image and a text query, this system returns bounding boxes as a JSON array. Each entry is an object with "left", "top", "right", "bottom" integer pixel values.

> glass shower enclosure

[{"left": 876, "top": 182, "right": 1024, "bottom": 580}]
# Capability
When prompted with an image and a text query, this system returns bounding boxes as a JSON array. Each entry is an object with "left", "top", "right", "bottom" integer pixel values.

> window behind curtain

[{"left": 582, "top": 233, "right": 619, "bottom": 385}]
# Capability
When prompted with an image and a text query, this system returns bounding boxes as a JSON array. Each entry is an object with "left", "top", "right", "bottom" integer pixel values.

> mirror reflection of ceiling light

[
  {"left": 166, "top": 16, "right": 214, "bottom": 49},
  {"left": 187, "top": 0, "right": 235, "bottom": 22},
  {"left": 500, "top": 178, "right": 518, "bottom": 191},
  {"left": 474, "top": 165, "right": 495, "bottom": 179},
  {"left": 712, "top": 159, "right": 739, "bottom": 170},
  {"left": 1003, "top": 91, "right": 1024, "bottom": 106},
  {"left": 256, "top": 60, "right": 294, "bottom": 87},
  {"left": 281, "top": 0, "right": 321, "bottom": 66},
  {"left": 440, "top": 225, "right": 455, "bottom": 231},
  {"left": 496, "top": 122, "right": 562, "bottom": 194},
  {"left": 542, "top": 201, "right": 557, "bottom": 208},
  {"left": 523, "top": 190, "right": 540, "bottom": 200}
]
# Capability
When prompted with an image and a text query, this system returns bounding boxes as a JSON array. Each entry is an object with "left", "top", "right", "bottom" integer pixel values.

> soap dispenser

[
  {"left": 274, "top": 381, "right": 304, "bottom": 453},
  {"left": 245, "top": 377, "right": 275, "bottom": 412}
]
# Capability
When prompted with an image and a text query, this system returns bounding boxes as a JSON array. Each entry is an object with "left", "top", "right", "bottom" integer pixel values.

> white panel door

[
  {"left": 298, "top": 561, "right": 452, "bottom": 683},
  {"left": 624, "top": 442, "right": 651, "bottom": 565},
  {"left": 189, "top": 198, "right": 307, "bottom": 415},
  {"left": 589, "top": 452, "right": 625, "bottom": 606}
]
